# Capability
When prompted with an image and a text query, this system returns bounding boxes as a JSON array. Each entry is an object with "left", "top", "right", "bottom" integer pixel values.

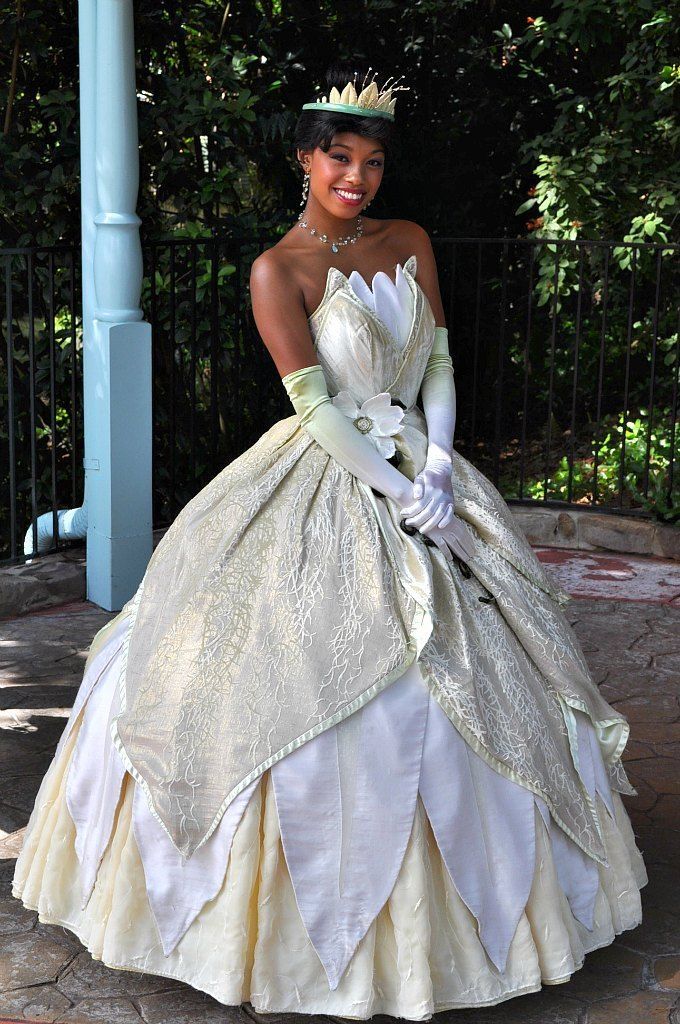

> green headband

[{"left": 301, "top": 101, "right": 395, "bottom": 122}]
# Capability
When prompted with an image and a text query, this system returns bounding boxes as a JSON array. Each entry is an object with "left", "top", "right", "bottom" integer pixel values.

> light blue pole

[
  {"left": 81, "top": 0, "right": 152, "bottom": 610},
  {"left": 24, "top": 0, "right": 152, "bottom": 609}
]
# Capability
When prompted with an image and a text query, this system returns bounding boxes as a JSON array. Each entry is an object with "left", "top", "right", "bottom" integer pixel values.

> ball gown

[{"left": 12, "top": 253, "right": 647, "bottom": 1020}]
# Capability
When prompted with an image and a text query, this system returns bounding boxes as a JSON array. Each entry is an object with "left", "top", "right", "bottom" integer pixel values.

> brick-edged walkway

[{"left": 0, "top": 549, "right": 678, "bottom": 1023}]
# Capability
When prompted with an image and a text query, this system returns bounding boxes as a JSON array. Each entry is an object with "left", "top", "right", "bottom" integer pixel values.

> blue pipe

[{"left": 23, "top": 502, "right": 88, "bottom": 557}]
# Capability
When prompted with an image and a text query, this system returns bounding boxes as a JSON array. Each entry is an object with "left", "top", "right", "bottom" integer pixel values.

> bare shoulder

[
  {"left": 249, "top": 245, "right": 289, "bottom": 291},
  {"left": 248, "top": 243, "right": 316, "bottom": 379},
  {"left": 386, "top": 219, "right": 445, "bottom": 325},
  {"left": 384, "top": 218, "right": 435, "bottom": 261},
  {"left": 249, "top": 243, "right": 308, "bottom": 314}
]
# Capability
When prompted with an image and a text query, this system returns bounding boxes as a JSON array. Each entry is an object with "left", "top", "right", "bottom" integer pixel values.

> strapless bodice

[
  {"left": 346, "top": 261, "right": 414, "bottom": 350},
  {"left": 307, "top": 253, "right": 436, "bottom": 411}
]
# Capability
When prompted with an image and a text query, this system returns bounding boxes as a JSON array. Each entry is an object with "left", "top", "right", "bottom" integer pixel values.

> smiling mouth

[{"left": 333, "top": 187, "right": 366, "bottom": 203}]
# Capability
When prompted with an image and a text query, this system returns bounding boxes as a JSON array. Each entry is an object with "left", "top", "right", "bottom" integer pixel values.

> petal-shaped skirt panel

[
  {"left": 13, "top": 624, "right": 647, "bottom": 1020},
  {"left": 12, "top": 249, "right": 647, "bottom": 1021},
  {"left": 103, "top": 408, "right": 633, "bottom": 864}
]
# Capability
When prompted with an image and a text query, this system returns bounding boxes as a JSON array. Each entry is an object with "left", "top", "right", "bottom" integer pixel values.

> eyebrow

[{"left": 330, "top": 143, "right": 385, "bottom": 155}]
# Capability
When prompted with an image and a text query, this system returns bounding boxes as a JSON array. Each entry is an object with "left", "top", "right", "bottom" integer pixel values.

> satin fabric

[
  {"left": 12, "top": 689, "right": 647, "bottom": 1019},
  {"left": 105, "top": 254, "right": 634, "bottom": 867},
  {"left": 56, "top": 610, "right": 639, "bottom": 983},
  {"left": 12, "top": 257, "right": 647, "bottom": 1017},
  {"left": 348, "top": 262, "right": 413, "bottom": 350}
]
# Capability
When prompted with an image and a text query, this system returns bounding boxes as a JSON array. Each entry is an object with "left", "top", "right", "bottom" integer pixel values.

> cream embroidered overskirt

[{"left": 12, "top": 254, "right": 647, "bottom": 1019}]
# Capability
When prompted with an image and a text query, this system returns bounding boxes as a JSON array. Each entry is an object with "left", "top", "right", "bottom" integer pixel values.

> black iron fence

[
  {"left": 1, "top": 235, "right": 678, "bottom": 567},
  {"left": 1, "top": 244, "right": 80, "bottom": 567},
  {"left": 439, "top": 238, "right": 679, "bottom": 516}
]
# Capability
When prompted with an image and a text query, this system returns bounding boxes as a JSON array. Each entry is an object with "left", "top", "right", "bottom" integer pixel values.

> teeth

[{"left": 336, "top": 189, "right": 364, "bottom": 200}]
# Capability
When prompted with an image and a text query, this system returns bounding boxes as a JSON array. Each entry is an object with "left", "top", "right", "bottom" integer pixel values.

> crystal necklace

[{"left": 297, "top": 211, "right": 364, "bottom": 253}]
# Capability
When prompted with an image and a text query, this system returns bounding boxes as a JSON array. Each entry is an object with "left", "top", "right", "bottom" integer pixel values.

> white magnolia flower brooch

[{"left": 331, "top": 390, "right": 405, "bottom": 458}]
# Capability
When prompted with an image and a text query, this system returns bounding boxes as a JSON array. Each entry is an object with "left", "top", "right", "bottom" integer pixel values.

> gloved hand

[
  {"left": 402, "top": 447, "right": 455, "bottom": 531},
  {"left": 402, "top": 326, "right": 457, "bottom": 536},
  {"left": 281, "top": 363, "right": 415, "bottom": 510},
  {"left": 421, "top": 516, "right": 477, "bottom": 563},
  {"left": 282, "top": 362, "right": 476, "bottom": 565}
]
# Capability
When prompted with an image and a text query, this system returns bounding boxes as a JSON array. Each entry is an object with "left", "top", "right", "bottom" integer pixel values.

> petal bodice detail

[
  {"left": 347, "top": 261, "right": 414, "bottom": 350},
  {"left": 308, "top": 254, "right": 436, "bottom": 410}
]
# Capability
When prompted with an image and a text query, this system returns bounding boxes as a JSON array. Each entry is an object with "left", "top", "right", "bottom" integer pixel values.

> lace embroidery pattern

[
  {"left": 113, "top": 421, "right": 419, "bottom": 857},
  {"left": 109, "top": 262, "right": 633, "bottom": 863}
]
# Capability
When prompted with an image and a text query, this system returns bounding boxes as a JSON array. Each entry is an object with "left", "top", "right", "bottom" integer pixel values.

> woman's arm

[
  {"left": 249, "top": 252, "right": 417, "bottom": 513},
  {"left": 398, "top": 220, "right": 446, "bottom": 329},
  {"left": 249, "top": 248, "right": 475, "bottom": 564},
  {"left": 408, "top": 222, "right": 456, "bottom": 460},
  {"left": 395, "top": 224, "right": 458, "bottom": 532}
]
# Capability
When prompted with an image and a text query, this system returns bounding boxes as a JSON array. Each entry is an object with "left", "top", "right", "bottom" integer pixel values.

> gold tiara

[{"left": 301, "top": 68, "right": 409, "bottom": 122}]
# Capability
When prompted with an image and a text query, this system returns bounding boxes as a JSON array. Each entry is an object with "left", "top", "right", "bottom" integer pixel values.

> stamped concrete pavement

[{"left": 0, "top": 548, "right": 678, "bottom": 1024}]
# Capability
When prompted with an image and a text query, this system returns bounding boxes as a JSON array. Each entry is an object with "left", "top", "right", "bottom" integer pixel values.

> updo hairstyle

[{"left": 293, "top": 60, "right": 395, "bottom": 165}]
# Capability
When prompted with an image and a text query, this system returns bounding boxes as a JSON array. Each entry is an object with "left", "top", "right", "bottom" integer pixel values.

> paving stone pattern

[{"left": 0, "top": 588, "right": 678, "bottom": 1024}]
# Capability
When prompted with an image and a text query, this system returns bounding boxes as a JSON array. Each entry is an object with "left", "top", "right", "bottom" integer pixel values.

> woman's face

[{"left": 298, "top": 132, "right": 386, "bottom": 218}]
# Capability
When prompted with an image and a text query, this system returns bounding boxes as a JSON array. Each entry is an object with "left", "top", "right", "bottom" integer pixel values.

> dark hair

[{"left": 293, "top": 61, "right": 395, "bottom": 164}]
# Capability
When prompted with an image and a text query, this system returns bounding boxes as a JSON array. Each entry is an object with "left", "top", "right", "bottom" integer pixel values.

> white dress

[{"left": 12, "top": 261, "right": 647, "bottom": 1020}]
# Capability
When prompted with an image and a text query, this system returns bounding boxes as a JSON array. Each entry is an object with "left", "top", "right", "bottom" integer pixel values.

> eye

[{"left": 330, "top": 153, "right": 349, "bottom": 162}]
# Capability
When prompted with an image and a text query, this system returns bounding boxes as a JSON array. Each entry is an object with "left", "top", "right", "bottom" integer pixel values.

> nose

[{"left": 343, "top": 164, "right": 363, "bottom": 181}]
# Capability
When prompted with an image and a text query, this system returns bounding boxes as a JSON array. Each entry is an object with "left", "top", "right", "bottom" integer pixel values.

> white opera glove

[
  {"left": 401, "top": 327, "right": 457, "bottom": 535},
  {"left": 281, "top": 364, "right": 414, "bottom": 510},
  {"left": 281, "top": 364, "right": 476, "bottom": 565}
]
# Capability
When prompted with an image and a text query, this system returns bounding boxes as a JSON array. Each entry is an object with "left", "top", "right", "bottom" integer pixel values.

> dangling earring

[
  {"left": 363, "top": 196, "right": 373, "bottom": 209},
  {"left": 300, "top": 170, "right": 310, "bottom": 207}
]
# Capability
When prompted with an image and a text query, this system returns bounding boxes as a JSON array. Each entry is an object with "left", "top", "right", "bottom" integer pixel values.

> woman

[{"left": 12, "top": 61, "right": 646, "bottom": 1020}]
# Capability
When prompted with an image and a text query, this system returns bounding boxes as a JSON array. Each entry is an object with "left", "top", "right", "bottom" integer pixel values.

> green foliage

[
  {"left": 2, "top": 0, "right": 679, "bottom": 246},
  {"left": 1, "top": 0, "right": 678, "bottom": 554},
  {"left": 520, "top": 411, "right": 680, "bottom": 521},
  {"left": 509, "top": 0, "right": 679, "bottom": 247},
  {"left": 0, "top": 249, "right": 82, "bottom": 560}
]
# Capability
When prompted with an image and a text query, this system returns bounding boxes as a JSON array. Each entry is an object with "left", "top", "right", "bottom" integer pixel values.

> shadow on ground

[{"left": 0, "top": 568, "right": 679, "bottom": 1023}]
